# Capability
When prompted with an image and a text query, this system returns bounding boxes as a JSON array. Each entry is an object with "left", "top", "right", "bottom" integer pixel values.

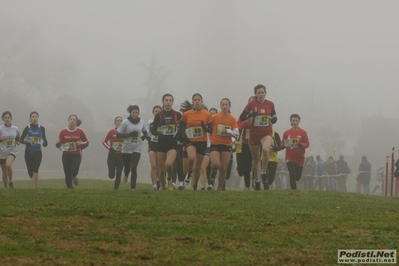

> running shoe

[
  {"left": 153, "top": 185, "right": 158, "bottom": 191},
  {"left": 255, "top": 180, "right": 261, "bottom": 190},
  {"left": 184, "top": 172, "right": 191, "bottom": 185},
  {"left": 193, "top": 184, "right": 198, "bottom": 190},
  {"left": 73, "top": 176, "right": 79, "bottom": 185},
  {"left": 8, "top": 182, "right": 14, "bottom": 189},
  {"left": 207, "top": 184, "right": 213, "bottom": 190},
  {"left": 156, "top": 180, "right": 161, "bottom": 190},
  {"left": 178, "top": 182, "right": 184, "bottom": 190},
  {"left": 168, "top": 180, "right": 175, "bottom": 190}
]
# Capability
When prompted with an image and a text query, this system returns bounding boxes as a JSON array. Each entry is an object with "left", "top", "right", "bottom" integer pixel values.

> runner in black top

[
  {"left": 151, "top": 94, "right": 182, "bottom": 190},
  {"left": 19, "top": 111, "right": 48, "bottom": 189}
]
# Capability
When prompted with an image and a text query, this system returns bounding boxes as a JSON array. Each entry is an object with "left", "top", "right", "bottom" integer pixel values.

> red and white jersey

[
  {"left": 56, "top": 127, "right": 89, "bottom": 155},
  {"left": 102, "top": 128, "right": 123, "bottom": 154},
  {"left": 243, "top": 99, "right": 276, "bottom": 136}
]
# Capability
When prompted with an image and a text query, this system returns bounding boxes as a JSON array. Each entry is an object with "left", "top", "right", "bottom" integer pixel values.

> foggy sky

[{"left": 2, "top": 0, "right": 399, "bottom": 157}]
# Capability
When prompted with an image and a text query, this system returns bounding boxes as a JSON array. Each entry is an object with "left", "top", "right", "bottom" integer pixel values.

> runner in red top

[
  {"left": 102, "top": 116, "right": 124, "bottom": 189},
  {"left": 281, "top": 114, "right": 310, "bottom": 190},
  {"left": 56, "top": 114, "right": 89, "bottom": 188},
  {"left": 239, "top": 85, "right": 277, "bottom": 190}
]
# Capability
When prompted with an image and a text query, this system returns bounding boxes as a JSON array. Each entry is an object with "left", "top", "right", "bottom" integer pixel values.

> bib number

[
  {"left": 217, "top": 124, "right": 230, "bottom": 136},
  {"left": 185, "top": 127, "right": 203, "bottom": 138},
  {"left": 254, "top": 116, "right": 269, "bottom": 126},
  {"left": 160, "top": 124, "right": 176, "bottom": 136},
  {"left": 25, "top": 136, "right": 41, "bottom": 145},
  {"left": 124, "top": 135, "right": 139, "bottom": 144},
  {"left": 62, "top": 142, "right": 77, "bottom": 151},
  {"left": 285, "top": 138, "right": 300, "bottom": 148},
  {"left": 112, "top": 142, "right": 123, "bottom": 151},
  {"left": 1, "top": 139, "right": 15, "bottom": 150}
]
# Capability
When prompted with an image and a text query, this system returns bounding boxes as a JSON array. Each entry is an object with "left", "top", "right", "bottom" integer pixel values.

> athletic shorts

[
  {"left": 157, "top": 141, "right": 177, "bottom": 153},
  {"left": 186, "top": 141, "right": 207, "bottom": 156},
  {"left": 249, "top": 133, "right": 272, "bottom": 145},
  {"left": 205, "top": 147, "right": 211, "bottom": 156},
  {"left": 0, "top": 154, "right": 16, "bottom": 164},
  {"left": 210, "top": 144, "right": 231, "bottom": 153},
  {"left": 148, "top": 141, "right": 158, "bottom": 152}
]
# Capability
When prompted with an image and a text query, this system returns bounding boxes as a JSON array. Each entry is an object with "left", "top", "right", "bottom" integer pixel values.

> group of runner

[{"left": 0, "top": 84, "right": 310, "bottom": 190}]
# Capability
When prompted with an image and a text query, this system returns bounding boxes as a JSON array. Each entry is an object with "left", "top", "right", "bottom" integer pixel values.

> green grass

[{"left": 0, "top": 180, "right": 398, "bottom": 265}]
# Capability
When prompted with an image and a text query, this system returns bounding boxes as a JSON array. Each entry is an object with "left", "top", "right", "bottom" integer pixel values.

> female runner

[
  {"left": 102, "top": 116, "right": 124, "bottom": 189},
  {"left": 239, "top": 84, "right": 277, "bottom": 190},
  {"left": 20, "top": 111, "right": 48, "bottom": 189}
]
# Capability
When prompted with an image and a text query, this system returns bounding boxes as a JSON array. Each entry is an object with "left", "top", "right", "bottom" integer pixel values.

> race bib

[
  {"left": 254, "top": 116, "right": 269, "bottom": 126},
  {"left": 217, "top": 124, "right": 230, "bottom": 136},
  {"left": 151, "top": 134, "right": 158, "bottom": 142},
  {"left": 62, "top": 142, "right": 77, "bottom": 151},
  {"left": 124, "top": 135, "right": 139, "bottom": 144},
  {"left": 1, "top": 139, "right": 15, "bottom": 150},
  {"left": 160, "top": 124, "right": 176, "bottom": 135},
  {"left": 185, "top": 127, "right": 203, "bottom": 138},
  {"left": 285, "top": 138, "right": 300, "bottom": 148},
  {"left": 25, "top": 136, "right": 41, "bottom": 145},
  {"left": 112, "top": 142, "right": 123, "bottom": 151}
]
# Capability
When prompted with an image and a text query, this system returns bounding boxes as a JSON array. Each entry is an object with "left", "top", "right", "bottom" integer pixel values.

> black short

[
  {"left": 187, "top": 141, "right": 207, "bottom": 156},
  {"left": 0, "top": 154, "right": 16, "bottom": 164},
  {"left": 210, "top": 144, "right": 232, "bottom": 153},
  {"left": 157, "top": 141, "right": 177, "bottom": 153},
  {"left": 148, "top": 141, "right": 158, "bottom": 152}
]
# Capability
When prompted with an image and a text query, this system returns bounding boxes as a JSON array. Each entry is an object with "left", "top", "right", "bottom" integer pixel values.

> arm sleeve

[
  {"left": 274, "top": 132, "right": 281, "bottom": 147},
  {"left": 151, "top": 114, "right": 160, "bottom": 136},
  {"left": 79, "top": 130, "right": 89, "bottom": 148},
  {"left": 56, "top": 131, "right": 63, "bottom": 148},
  {"left": 41, "top": 127, "right": 48, "bottom": 142},
  {"left": 102, "top": 130, "right": 112, "bottom": 150},
  {"left": 19, "top": 126, "right": 29, "bottom": 145},
  {"left": 239, "top": 110, "right": 249, "bottom": 122},
  {"left": 300, "top": 130, "right": 310, "bottom": 149}
]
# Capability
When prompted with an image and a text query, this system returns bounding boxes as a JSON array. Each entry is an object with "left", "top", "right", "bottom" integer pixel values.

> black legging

[
  {"left": 286, "top": 162, "right": 303, "bottom": 190},
  {"left": 122, "top": 153, "right": 132, "bottom": 178},
  {"left": 62, "top": 154, "right": 81, "bottom": 188},
  {"left": 107, "top": 153, "right": 124, "bottom": 189},
  {"left": 127, "top": 152, "right": 141, "bottom": 189},
  {"left": 263, "top": 161, "right": 277, "bottom": 187},
  {"left": 240, "top": 143, "right": 252, "bottom": 189},
  {"left": 172, "top": 144, "right": 185, "bottom": 183}
]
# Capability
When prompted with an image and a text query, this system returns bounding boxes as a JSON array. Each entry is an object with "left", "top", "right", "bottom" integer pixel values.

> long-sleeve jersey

[
  {"left": 281, "top": 127, "right": 309, "bottom": 167},
  {"left": 240, "top": 99, "right": 276, "bottom": 136},
  {"left": 102, "top": 128, "right": 123, "bottom": 154},
  {"left": 20, "top": 124, "right": 48, "bottom": 152},
  {"left": 55, "top": 127, "right": 89, "bottom": 155},
  {"left": 117, "top": 118, "right": 146, "bottom": 154}
]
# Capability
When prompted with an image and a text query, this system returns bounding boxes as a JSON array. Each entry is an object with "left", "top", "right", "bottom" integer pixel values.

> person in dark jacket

[
  {"left": 357, "top": 156, "right": 371, "bottom": 194},
  {"left": 336, "top": 155, "right": 350, "bottom": 192}
]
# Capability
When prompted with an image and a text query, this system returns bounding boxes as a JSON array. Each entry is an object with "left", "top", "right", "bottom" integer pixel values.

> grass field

[{"left": 0, "top": 179, "right": 398, "bottom": 265}]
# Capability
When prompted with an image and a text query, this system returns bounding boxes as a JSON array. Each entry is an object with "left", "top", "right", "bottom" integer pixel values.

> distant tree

[
  {"left": 46, "top": 94, "right": 96, "bottom": 133},
  {"left": 0, "top": 14, "right": 76, "bottom": 104},
  {"left": 130, "top": 52, "right": 173, "bottom": 121}
]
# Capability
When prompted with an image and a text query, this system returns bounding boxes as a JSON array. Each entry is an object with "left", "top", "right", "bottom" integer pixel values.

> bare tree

[{"left": 0, "top": 14, "right": 76, "bottom": 104}]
